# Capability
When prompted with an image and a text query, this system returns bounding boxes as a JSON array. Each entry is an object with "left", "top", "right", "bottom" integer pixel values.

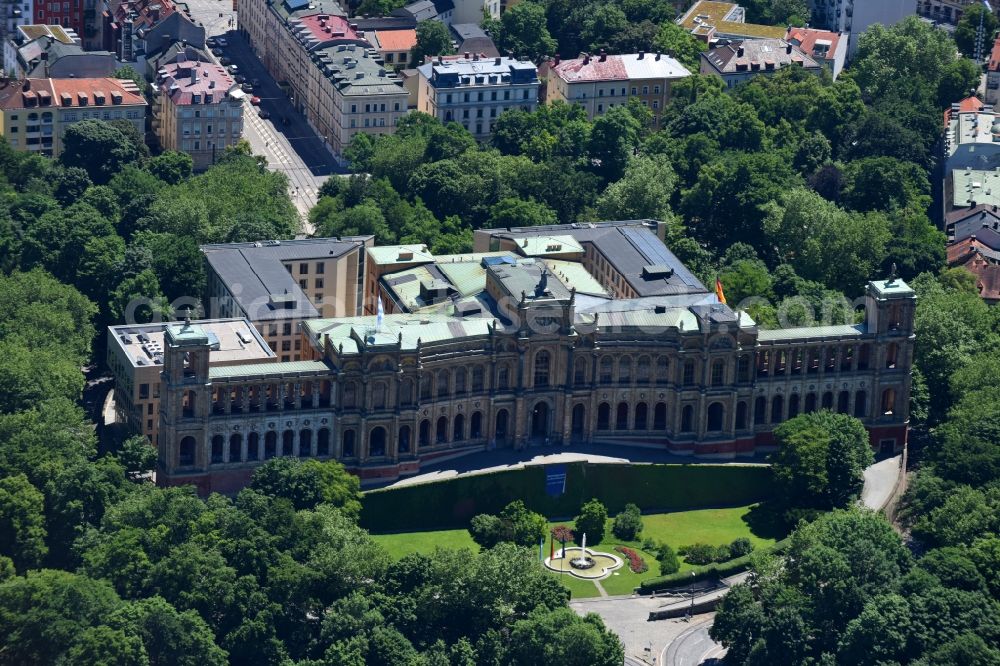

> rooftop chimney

[
  {"left": 495, "top": 56, "right": 501, "bottom": 65},
  {"left": 737, "top": 46, "right": 744, "bottom": 57},
  {"left": 190, "top": 66, "right": 198, "bottom": 84},
  {"left": 786, "top": 43, "right": 792, "bottom": 54},
  {"left": 599, "top": 49, "right": 606, "bottom": 62},
  {"left": 553, "top": 53, "right": 560, "bottom": 65},
  {"left": 638, "top": 50, "right": 644, "bottom": 59},
  {"left": 655, "top": 52, "right": 661, "bottom": 60},
  {"left": 464, "top": 51, "right": 470, "bottom": 59}
]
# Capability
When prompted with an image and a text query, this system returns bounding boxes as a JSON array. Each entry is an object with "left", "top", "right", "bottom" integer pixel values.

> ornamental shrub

[
  {"left": 612, "top": 503, "right": 643, "bottom": 540},
  {"left": 728, "top": 537, "right": 754, "bottom": 559},
  {"left": 657, "top": 544, "right": 680, "bottom": 575},
  {"left": 614, "top": 546, "right": 648, "bottom": 573}
]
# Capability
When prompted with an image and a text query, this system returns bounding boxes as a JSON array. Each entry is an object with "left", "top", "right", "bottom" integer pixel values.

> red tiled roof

[
  {"left": 785, "top": 27, "right": 841, "bottom": 62},
  {"left": 114, "top": 0, "right": 176, "bottom": 30},
  {"left": 989, "top": 34, "right": 1000, "bottom": 73},
  {"left": 950, "top": 247, "right": 1000, "bottom": 301},
  {"left": 944, "top": 95, "right": 985, "bottom": 126},
  {"left": 374, "top": 28, "right": 416, "bottom": 51},
  {"left": 0, "top": 77, "right": 146, "bottom": 110}
]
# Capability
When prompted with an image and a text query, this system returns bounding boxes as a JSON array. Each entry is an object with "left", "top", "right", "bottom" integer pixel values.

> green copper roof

[
  {"left": 757, "top": 324, "right": 866, "bottom": 342},
  {"left": 165, "top": 322, "right": 210, "bottom": 346},
  {"left": 209, "top": 360, "right": 331, "bottom": 380},
  {"left": 869, "top": 278, "right": 914, "bottom": 298}
]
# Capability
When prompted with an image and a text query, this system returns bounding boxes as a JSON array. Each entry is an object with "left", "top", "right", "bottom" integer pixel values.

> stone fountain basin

[{"left": 544, "top": 547, "right": 624, "bottom": 580}]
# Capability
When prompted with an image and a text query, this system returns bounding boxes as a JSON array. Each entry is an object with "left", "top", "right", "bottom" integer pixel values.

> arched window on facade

[
  {"left": 455, "top": 370, "right": 466, "bottom": 394},
  {"left": 470, "top": 412, "right": 482, "bottom": 439},
  {"left": 711, "top": 359, "right": 725, "bottom": 386},
  {"left": 788, "top": 394, "right": 800, "bottom": 419},
  {"left": 343, "top": 429, "right": 356, "bottom": 457},
  {"left": 472, "top": 366, "right": 484, "bottom": 392},
  {"left": 437, "top": 370, "right": 450, "bottom": 397},
  {"left": 574, "top": 357, "right": 588, "bottom": 384},
  {"left": 854, "top": 391, "right": 868, "bottom": 418},
  {"left": 656, "top": 356, "right": 670, "bottom": 382},
  {"left": 420, "top": 374, "right": 432, "bottom": 400},
  {"left": 634, "top": 403, "right": 648, "bottom": 430},
  {"left": 229, "top": 433, "right": 242, "bottom": 463},
  {"left": 637, "top": 356, "right": 651, "bottom": 383},
  {"left": 822, "top": 391, "right": 834, "bottom": 410},
  {"left": 838, "top": 391, "right": 850, "bottom": 414},
  {"left": 398, "top": 425, "right": 411, "bottom": 453},
  {"left": 369, "top": 427, "right": 386, "bottom": 457},
  {"left": 299, "top": 429, "right": 312, "bottom": 457},
  {"left": 264, "top": 431, "right": 277, "bottom": 459},
  {"left": 881, "top": 388, "right": 896, "bottom": 416},
  {"left": 179, "top": 436, "right": 196, "bottom": 466},
  {"left": 316, "top": 429, "right": 329, "bottom": 456},
  {"left": 282, "top": 430, "right": 294, "bottom": 456},
  {"left": 600, "top": 357, "right": 614, "bottom": 384},
  {"left": 771, "top": 396, "right": 783, "bottom": 424},
  {"left": 683, "top": 359, "right": 696, "bottom": 386},
  {"left": 619, "top": 357, "right": 632, "bottom": 384},
  {"left": 886, "top": 343, "right": 898, "bottom": 369},
  {"left": 597, "top": 402, "right": 611, "bottom": 430},
  {"left": 804, "top": 393, "right": 817, "bottom": 413},
  {"left": 436, "top": 416, "right": 448, "bottom": 444},
  {"left": 453, "top": 414, "right": 465, "bottom": 441},
  {"left": 616, "top": 402, "right": 629, "bottom": 430},
  {"left": 534, "top": 351, "right": 550, "bottom": 388},
  {"left": 247, "top": 432, "right": 260, "bottom": 460},
  {"left": 681, "top": 405, "right": 694, "bottom": 432},
  {"left": 419, "top": 419, "right": 430, "bottom": 446},
  {"left": 372, "top": 382, "right": 387, "bottom": 409},
  {"left": 654, "top": 402, "right": 667, "bottom": 430},
  {"left": 211, "top": 435, "right": 224, "bottom": 463},
  {"left": 754, "top": 397, "right": 766, "bottom": 425},
  {"left": 736, "top": 401, "right": 748, "bottom": 430},
  {"left": 707, "top": 402, "right": 725, "bottom": 432}
]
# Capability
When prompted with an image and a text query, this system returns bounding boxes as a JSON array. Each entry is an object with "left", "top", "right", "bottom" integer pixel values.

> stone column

[{"left": 240, "top": 433, "right": 248, "bottom": 463}]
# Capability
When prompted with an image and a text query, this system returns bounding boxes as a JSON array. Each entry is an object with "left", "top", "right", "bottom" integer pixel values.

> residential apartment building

[
  {"left": 366, "top": 28, "right": 416, "bottom": 68},
  {"left": 238, "top": 0, "right": 408, "bottom": 155},
  {"left": 153, "top": 54, "right": 243, "bottom": 171},
  {"left": 105, "top": 0, "right": 204, "bottom": 67},
  {"left": 944, "top": 104, "right": 1000, "bottom": 177},
  {"left": 785, "top": 26, "right": 847, "bottom": 79},
  {"left": 918, "top": 0, "right": 1000, "bottom": 24},
  {"left": 6, "top": 27, "right": 115, "bottom": 79},
  {"left": 32, "top": 0, "right": 83, "bottom": 37},
  {"left": 309, "top": 46, "right": 409, "bottom": 153},
  {"left": 107, "top": 318, "right": 275, "bottom": 441},
  {"left": 987, "top": 35, "right": 1000, "bottom": 105},
  {"left": 201, "top": 237, "right": 373, "bottom": 361},
  {"left": 1, "top": 0, "right": 33, "bottom": 45},
  {"left": 156, "top": 221, "right": 914, "bottom": 495},
  {"left": 416, "top": 54, "right": 539, "bottom": 140},
  {"left": 808, "top": 0, "right": 916, "bottom": 57},
  {"left": 700, "top": 39, "right": 822, "bottom": 87},
  {"left": 0, "top": 76, "right": 146, "bottom": 156},
  {"left": 542, "top": 51, "right": 690, "bottom": 127},
  {"left": 677, "top": 1, "right": 786, "bottom": 43}
]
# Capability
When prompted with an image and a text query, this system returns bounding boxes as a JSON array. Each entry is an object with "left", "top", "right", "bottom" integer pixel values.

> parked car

[
  {"left": 258, "top": 109, "right": 271, "bottom": 119},
  {"left": 207, "top": 37, "right": 217, "bottom": 46},
  {"left": 250, "top": 96, "right": 261, "bottom": 105},
  {"left": 216, "top": 37, "right": 228, "bottom": 47},
  {"left": 234, "top": 74, "right": 246, "bottom": 83},
  {"left": 228, "top": 64, "right": 238, "bottom": 74},
  {"left": 252, "top": 78, "right": 260, "bottom": 87},
  {"left": 220, "top": 57, "right": 231, "bottom": 65},
  {"left": 212, "top": 48, "right": 223, "bottom": 56},
  {"left": 242, "top": 83, "right": 254, "bottom": 93}
]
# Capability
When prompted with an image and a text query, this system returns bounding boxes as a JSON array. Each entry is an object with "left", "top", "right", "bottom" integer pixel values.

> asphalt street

[
  {"left": 662, "top": 617, "right": 726, "bottom": 666},
  {"left": 181, "top": 0, "right": 343, "bottom": 226}
]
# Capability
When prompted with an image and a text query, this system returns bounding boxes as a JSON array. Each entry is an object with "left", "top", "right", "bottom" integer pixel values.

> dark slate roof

[
  {"left": 450, "top": 24, "right": 499, "bottom": 57},
  {"left": 484, "top": 221, "right": 707, "bottom": 297},
  {"left": 948, "top": 205, "right": 1000, "bottom": 243},
  {"left": 353, "top": 16, "right": 417, "bottom": 31},
  {"left": 200, "top": 238, "right": 366, "bottom": 321}
]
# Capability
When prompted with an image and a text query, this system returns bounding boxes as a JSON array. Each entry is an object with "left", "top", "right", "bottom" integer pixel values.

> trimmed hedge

[
  {"left": 638, "top": 536, "right": 792, "bottom": 593},
  {"left": 361, "top": 463, "right": 772, "bottom": 533}
]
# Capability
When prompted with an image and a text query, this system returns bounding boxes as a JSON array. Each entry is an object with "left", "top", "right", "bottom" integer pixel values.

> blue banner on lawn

[{"left": 545, "top": 465, "right": 566, "bottom": 496}]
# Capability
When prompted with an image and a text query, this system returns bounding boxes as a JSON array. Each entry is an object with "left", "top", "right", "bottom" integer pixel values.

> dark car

[
  {"left": 242, "top": 83, "right": 253, "bottom": 93},
  {"left": 212, "top": 48, "right": 223, "bottom": 56},
  {"left": 258, "top": 109, "right": 271, "bottom": 119},
  {"left": 220, "top": 57, "right": 231, "bottom": 65},
  {"left": 251, "top": 78, "right": 260, "bottom": 87},
  {"left": 234, "top": 74, "right": 246, "bottom": 83}
]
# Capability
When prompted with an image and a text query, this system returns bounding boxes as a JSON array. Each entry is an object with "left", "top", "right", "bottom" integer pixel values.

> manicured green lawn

[
  {"left": 372, "top": 528, "right": 477, "bottom": 559},
  {"left": 370, "top": 504, "right": 785, "bottom": 598}
]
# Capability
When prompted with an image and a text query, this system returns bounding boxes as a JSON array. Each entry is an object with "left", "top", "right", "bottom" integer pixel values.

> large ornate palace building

[{"left": 150, "top": 222, "right": 915, "bottom": 495}]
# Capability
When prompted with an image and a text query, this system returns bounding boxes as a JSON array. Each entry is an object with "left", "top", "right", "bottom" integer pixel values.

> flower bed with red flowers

[{"left": 615, "top": 546, "right": 647, "bottom": 573}]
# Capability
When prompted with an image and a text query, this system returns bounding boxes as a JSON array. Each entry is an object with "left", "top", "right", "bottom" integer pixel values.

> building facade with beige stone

[{"left": 154, "top": 222, "right": 915, "bottom": 495}]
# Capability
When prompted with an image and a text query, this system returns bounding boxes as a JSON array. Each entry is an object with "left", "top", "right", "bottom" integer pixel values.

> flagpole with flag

[
  {"left": 715, "top": 278, "right": 727, "bottom": 305},
  {"left": 376, "top": 295, "right": 384, "bottom": 334}
]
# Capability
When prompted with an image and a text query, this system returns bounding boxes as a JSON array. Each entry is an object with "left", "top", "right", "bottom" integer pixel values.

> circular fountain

[
  {"left": 570, "top": 532, "right": 595, "bottom": 569},
  {"left": 543, "top": 533, "right": 624, "bottom": 580}
]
